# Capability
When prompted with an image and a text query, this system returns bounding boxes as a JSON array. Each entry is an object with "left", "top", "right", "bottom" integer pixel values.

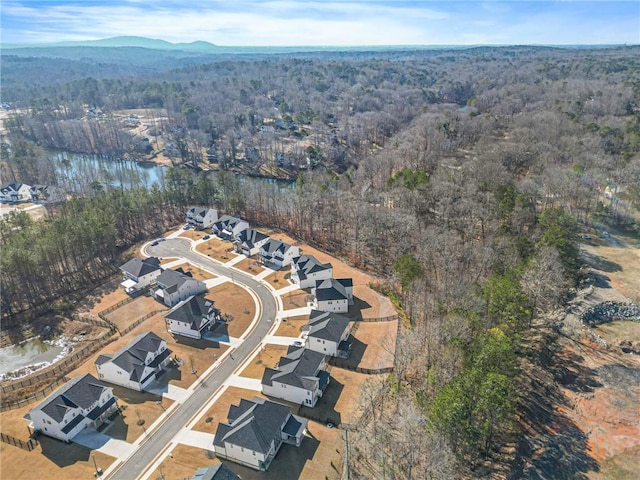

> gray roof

[
  {"left": 29, "top": 374, "right": 110, "bottom": 423},
  {"left": 120, "top": 257, "right": 161, "bottom": 278},
  {"left": 191, "top": 464, "right": 240, "bottom": 480},
  {"left": 236, "top": 228, "right": 268, "bottom": 249},
  {"left": 156, "top": 268, "right": 203, "bottom": 294},
  {"left": 261, "top": 238, "right": 293, "bottom": 256},
  {"left": 307, "top": 310, "right": 351, "bottom": 342},
  {"left": 213, "top": 397, "right": 291, "bottom": 454},
  {"left": 165, "top": 294, "right": 217, "bottom": 331},
  {"left": 261, "top": 346, "right": 325, "bottom": 390},
  {"left": 98, "top": 332, "right": 171, "bottom": 381},
  {"left": 314, "top": 278, "right": 351, "bottom": 301},
  {"left": 292, "top": 255, "right": 332, "bottom": 281},
  {"left": 214, "top": 215, "right": 246, "bottom": 231}
]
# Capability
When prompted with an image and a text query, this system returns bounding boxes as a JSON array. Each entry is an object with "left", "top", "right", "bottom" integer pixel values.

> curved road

[{"left": 108, "top": 238, "right": 277, "bottom": 480}]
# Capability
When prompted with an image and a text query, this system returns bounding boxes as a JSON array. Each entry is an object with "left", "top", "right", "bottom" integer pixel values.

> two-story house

[
  {"left": 233, "top": 228, "right": 270, "bottom": 257},
  {"left": 119, "top": 257, "right": 162, "bottom": 295},
  {"left": 187, "top": 207, "right": 218, "bottom": 230},
  {"left": 259, "top": 239, "right": 300, "bottom": 270},
  {"left": 95, "top": 332, "right": 172, "bottom": 391},
  {"left": 165, "top": 294, "right": 220, "bottom": 339},
  {"left": 261, "top": 346, "right": 329, "bottom": 407},
  {"left": 23, "top": 374, "right": 118, "bottom": 442},
  {"left": 212, "top": 215, "right": 249, "bottom": 241},
  {"left": 312, "top": 278, "right": 353, "bottom": 313},
  {"left": 290, "top": 255, "right": 333, "bottom": 289},
  {"left": 152, "top": 268, "right": 207, "bottom": 307},
  {"left": 0, "top": 182, "right": 32, "bottom": 203},
  {"left": 213, "top": 397, "right": 307, "bottom": 471},
  {"left": 305, "top": 310, "right": 352, "bottom": 358}
]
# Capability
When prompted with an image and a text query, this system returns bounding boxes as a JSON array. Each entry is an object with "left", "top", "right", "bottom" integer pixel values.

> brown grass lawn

[
  {"left": 179, "top": 229, "right": 209, "bottom": 241},
  {"left": 160, "top": 257, "right": 180, "bottom": 266},
  {"left": 192, "top": 387, "right": 267, "bottom": 434},
  {"left": 233, "top": 257, "right": 266, "bottom": 275},
  {"left": 195, "top": 237, "right": 237, "bottom": 262},
  {"left": 282, "top": 290, "right": 311, "bottom": 310},
  {"left": 0, "top": 438, "right": 114, "bottom": 480},
  {"left": 106, "top": 389, "right": 170, "bottom": 443},
  {"left": 319, "top": 369, "right": 384, "bottom": 426},
  {"left": 350, "top": 320, "right": 397, "bottom": 370},
  {"left": 264, "top": 268, "right": 292, "bottom": 289},
  {"left": 88, "top": 284, "right": 130, "bottom": 315},
  {"left": 274, "top": 315, "right": 309, "bottom": 337},
  {"left": 149, "top": 444, "right": 220, "bottom": 480},
  {"left": 238, "top": 344, "right": 290, "bottom": 379},
  {"left": 208, "top": 283, "right": 256, "bottom": 338},
  {"left": 103, "top": 295, "right": 166, "bottom": 331},
  {"left": 171, "top": 262, "right": 217, "bottom": 281}
]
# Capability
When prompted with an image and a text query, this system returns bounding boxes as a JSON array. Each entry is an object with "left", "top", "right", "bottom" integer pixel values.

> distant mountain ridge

[{"left": 2, "top": 36, "right": 219, "bottom": 52}]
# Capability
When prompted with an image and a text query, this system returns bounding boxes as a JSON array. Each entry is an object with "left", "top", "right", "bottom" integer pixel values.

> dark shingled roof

[
  {"left": 292, "top": 255, "right": 332, "bottom": 281},
  {"left": 119, "top": 257, "right": 161, "bottom": 278},
  {"left": 314, "top": 278, "right": 350, "bottom": 301},
  {"left": 260, "top": 238, "right": 293, "bottom": 257},
  {"left": 156, "top": 268, "right": 203, "bottom": 295},
  {"left": 307, "top": 310, "right": 351, "bottom": 342},
  {"left": 31, "top": 374, "right": 111, "bottom": 423},
  {"left": 191, "top": 464, "right": 241, "bottom": 480},
  {"left": 261, "top": 346, "right": 326, "bottom": 391},
  {"left": 236, "top": 228, "right": 268, "bottom": 249},
  {"left": 213, "top": 215, "right": 246, "bottom": 232},
  {"left": 213, "top": 398, "right": 291, "bottom": 454},
  {"left": 165, "top": 295, "right": 217, "bottom": 332},
  {"left": 99, "top": 332, "right": 171, "bottom": 381}
]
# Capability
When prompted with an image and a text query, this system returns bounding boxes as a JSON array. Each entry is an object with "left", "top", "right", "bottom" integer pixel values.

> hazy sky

[{"left": 2, "top": 0, "right": 639, "bottom": 46}]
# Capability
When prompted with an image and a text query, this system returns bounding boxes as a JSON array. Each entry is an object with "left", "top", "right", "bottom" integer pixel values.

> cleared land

[
  {"left": 195, "top": 237, "right": 238, "bottom": 262},
  {"left": 170, "top": 262, "right": 217, "bottom": 281},
  {"left": 348, "top": 321, "right": 397, "bottom": 370},
  {"left": 192, "top": 387, "right": 268, "bottom": 434},
  {"left": 208, "top": 283, "right": 256, "bottom": 338},
  {"left": 274, "top": 315, "right": 309, "bottom": 337},
  {"left": 149, "top": 444, "right": 220, "bottom": 480},
  {"left": 238, "top": 344, "right": 290, "bottom": 379},
  {"left": 103, "top": 294, "right": 166, "bottom": 331},
  {"left": 282, "top": 290, "right": 310, "bottom": 310},
  {"left": 233, "top": 257, "right": 265, "bottom": 275},
  {"left": 264, "top": 268, "right": 292, "bottom": 289},
  {"left": 178, "top": 229, "right": 209, "bottom": 241}
]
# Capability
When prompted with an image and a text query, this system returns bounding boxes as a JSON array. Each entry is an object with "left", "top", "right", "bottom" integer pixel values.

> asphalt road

[{"left": 108, "top": 238, "right": 277, "bottom": 480}]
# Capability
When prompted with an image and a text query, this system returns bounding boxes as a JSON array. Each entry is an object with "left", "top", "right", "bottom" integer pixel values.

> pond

[{"left": 0, "top": 337, "right": 70, "bottom": 380}]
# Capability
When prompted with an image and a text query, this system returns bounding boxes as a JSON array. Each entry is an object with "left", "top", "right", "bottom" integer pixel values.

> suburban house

[
  {"left": 290, "top": 255, "right": 333, "bottom": 289},
  {"left": 95, "top": 332, "right": 172, "bottom": 391},
  {"left": 213, "top": 397, "right": 307, "bottom": 471},
  {"left": 261, "top": 346, "right": 329, "bottom": 407},
  {"left": 233, "top": 228, "right": 270, "bottom": 257},
  {"left": 23, "top": 373, "right": 118, "bottom": 442},
  {"left": 119, "top": 256, "right": 162, "bottom": 295},
  {"left": 190, "top": 464, "right": 241, "bottom": 480},
  {"left": 212, "top": 215, "right": 249, "bottom": 241},
  {"left": 305, "top": 310, "right": 352, "bottom": 358},
  {"left": 187, "top": 207, "right": 218, "bottom": 230},
  {"left": 165, "top": 294, "right": 220, "bottom": 339},
  {"left": 312, "top": 278, "right": 354, "bottom": 313},
  {"left": 0, "top": 182, "right": 32, "bottom": 203},
  {"left": 259, "top": 239, "right": 300, "bottom": 269},
  {"left": 152, "top": 268, "right": 207, "bottom": 307}
]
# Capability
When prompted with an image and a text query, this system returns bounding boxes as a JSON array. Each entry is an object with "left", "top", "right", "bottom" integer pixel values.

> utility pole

[{"left": 345, "top": 427, "right": 351, "bottom": 480}]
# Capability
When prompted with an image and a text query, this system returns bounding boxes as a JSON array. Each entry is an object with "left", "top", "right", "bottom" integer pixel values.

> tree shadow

[
  {"left": 299, "top": 376, "right": 344, "bottom": 427},
  {"left": 510, "top": 329, "right": 601, "bottom": 479},
  {"left": 580, "top": 250, "right": 622, "bottom": 273}
]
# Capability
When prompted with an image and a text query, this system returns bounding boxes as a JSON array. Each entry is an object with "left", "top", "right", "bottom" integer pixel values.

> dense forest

[{"left": 1, "top": 45, "right": 640, "bottom": 478}]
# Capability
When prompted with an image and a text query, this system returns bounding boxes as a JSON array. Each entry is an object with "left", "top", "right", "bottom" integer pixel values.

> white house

[
  {"left": 291, "top": 255, "right": 333, "bottom": 289},
  {"left": 312, "top": 278, "right": 353, "bottom": 313},
  {"left": 305, "top": 310, "right": 352, "bottom": 358},
  {"left": 23, "top": 373, "right": 118, "bottom": 442},
  {"left": 212, "top": 215, "right": 249, "bottom": 241},
  {"left": 152, "top": 268, "right": 207, "bottom": 307},
  {"left": 261, "top": 346, "right": 329, "bottom": 407},
  {"left": 119, "top": 257, "right": 162, "bottom": 294},
  {"left": 233, "top": 228, "right": 270, "bottom": 257},
  {"left": 187, "top": 207, "right": 218, "bottom": 230},
  {"left": 213, "top": 397, "right": 307, "bottom": 471},
  {"left": 165, "top": 294, "right": 220, "bottom": 339},
  {"left": 0, "top": 182, "right": 32, "bottom": 203},
  {"left": 95, "top": 332, "right": 172, "bottom": 391},
  {"left": 259, "top": 239, "right": 300, "bottom": 269}
]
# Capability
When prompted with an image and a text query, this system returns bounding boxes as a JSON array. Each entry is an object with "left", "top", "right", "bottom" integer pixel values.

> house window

[
  {"left": 241, "top": 447, "right": 244, "bottom": 452},
  {"left": 44, "top": 427, "right": 47, "bottom": 431}
]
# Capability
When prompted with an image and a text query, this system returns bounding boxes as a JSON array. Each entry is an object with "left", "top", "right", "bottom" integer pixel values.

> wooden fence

[
  {"left": 1, "top": 376, "right": 70, "bottom": 412},
  {"left": 358, "top": 314, "right": 399, "bottom": 323},
  {"left": 327, "top": 359, "right": 394, "bottom": 375},
  {"left": 120, "top": 309, "right": 167, "bottom": 336},
  {"left": 0, "top": 432, "right": 38, "bottom": 452}
]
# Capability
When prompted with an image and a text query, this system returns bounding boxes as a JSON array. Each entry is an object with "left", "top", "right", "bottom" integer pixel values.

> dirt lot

[
  {"left": 208, "top": 283, "right": 256, "bottom": 338},
  {"left": 195, "top": 237, "right": 237, "bottom": 262},
  {"left": 348, "top": 320, "right": 397, "bottom": 370},
  {"left": 238, "top": 344, "right": 290, "bottom": 379},
  {"left": 264, "top": 268, "right": 292, "bottom": 289},
  {"left": 171, "top": 262, "right": 217, "bottom": 281},
  {"left": 0, "top": 438, "right": 114, "bottom": 480},
  {"left": 274, "top": 315, "right": 309, "bottom": 337},
  {"left": 103, "top": 294, "right": 166, "bottom": 331},
  {"left": 233, "top": 257, "right": 265, "bottom": 275},
  {"left": 149, "top": 444, "right": 221, "bottom": 480}
]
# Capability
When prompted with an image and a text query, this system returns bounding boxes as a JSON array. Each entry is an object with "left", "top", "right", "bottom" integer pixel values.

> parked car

[
  {"left": 151, "top": 240, "right": 159, "bottom": 246},
  {"left": 292, "top": 340, "right": 303, "bottom": 347},
  {"left": 183, "top": 224, "right": 190, "bottom": 229},
  {"left": 202, "top": 235, "right": 211, "bottom": 240}
]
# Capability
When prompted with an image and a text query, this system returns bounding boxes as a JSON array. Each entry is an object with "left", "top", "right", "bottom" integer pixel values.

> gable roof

[
  {"left": 99, "top": 332, "right": 170, "bottom": 381},
  {"left": 156, "top": 268, "right": 201, "bottom": 294},
  {"left": 30, "top": 373, "right": 110, "bottom": 423},
  {"left": 314, "top": 278, "right": 351, "bottom": 301},
  {"left": 307, "top": 310, "right": 351, "bottom": 342},
  {"left": 191, "top": 464, "right": 241, "bottom": 480},
  {"left": 236, "top": 228, "right": 269, "bottom": 249},
  {"left": 165, "top": 295, "right": 217, "bottom": 331},
  {"left": 261, "top": 239, "right": 294, "bottom": 256},
  {"left": 214, "top": 215, "right": 246, "bottom": 231},
  {"left": 214, "top": 397, "right": 291, "bottom": 454},
  {"left": 0, "top": 182, "right": 30, "bottom": 194},
  {"left": 292, "top": 255, "right": 332, "bottom": 280},
  {"left": 188, "top": 207, "right": 216, "bottom": 220},
  {"left": 120, "top": 257, "right": 161, "bottom": 278},
  {"left": 262, "top": 346, "right": 325, "bottom": 390}
]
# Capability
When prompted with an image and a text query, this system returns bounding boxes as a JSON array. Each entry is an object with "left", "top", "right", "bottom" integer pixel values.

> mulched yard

[{"left": 238, "top": 344, "right": 290, "bottom": 379}]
